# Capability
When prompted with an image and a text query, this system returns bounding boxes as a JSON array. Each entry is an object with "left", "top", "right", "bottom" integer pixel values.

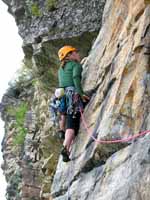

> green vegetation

[
  {"left": 46, "top": 0, "right": 57, "bottom": 11},
  {"left": 7, "top": 102, "right": 28, "bottom": 146},
  {"left": 6, "top": 106, "right": 17, "bottom": 117},
  {"left": 13, "top": 126, "right": 27, "bottom": 146},
  {"left": 25, "top": 0, "right": 42, "bottom": 17},
  {"left": 31, "top": 3, "right": 42, "bottom": 17},
  {"left": 31, "top": 78, "right": 38, "bottom": 86},
  {"left": 13, "top": 102, "right": 28, "bottom": 146}
]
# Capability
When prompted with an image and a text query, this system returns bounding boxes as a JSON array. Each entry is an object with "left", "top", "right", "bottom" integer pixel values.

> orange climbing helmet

[{"left": 58, "top": 45, "right": 77, "bottom": 61}]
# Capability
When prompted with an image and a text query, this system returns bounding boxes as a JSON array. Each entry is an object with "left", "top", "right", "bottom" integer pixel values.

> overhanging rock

[{"left": 3, "top": 0, "right": 106, "bottom": 64}]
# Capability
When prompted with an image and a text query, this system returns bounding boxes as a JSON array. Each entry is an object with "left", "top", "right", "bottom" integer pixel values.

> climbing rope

[{"left": 80, "top": 109, "right": 150, "bottom": 144}]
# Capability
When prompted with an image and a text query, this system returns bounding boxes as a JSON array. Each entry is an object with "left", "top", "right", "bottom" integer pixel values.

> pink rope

[{"left": 80, "top": 109, "right": 150, "bottom": 144}]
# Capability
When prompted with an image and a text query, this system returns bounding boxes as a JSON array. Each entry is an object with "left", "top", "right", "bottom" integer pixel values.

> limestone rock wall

[
  {"left": 1, "top": 0, "right": 150, "bottom": 200},
  {"left": 1, "top": 0, "right": 106, "bottom": 199},
  {"left": 51, "top": 0, "right": 150, "bottom": 199},
  {"left": 2, "top": 0, "right": 106, "bottom": 98},
  {"left": 3, "top": 0, "right": 105, "bottom": 66},
  {"left": 3, "top": 0, "right": 105, "bottom": 43},
  {"left": 1, "top": 76, "right": 63, "bottom": 200}
]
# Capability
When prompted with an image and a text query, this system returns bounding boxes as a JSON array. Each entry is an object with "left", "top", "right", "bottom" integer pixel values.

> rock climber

[{"left": 57, "top": 45, "right": 90, "bottom": 162}]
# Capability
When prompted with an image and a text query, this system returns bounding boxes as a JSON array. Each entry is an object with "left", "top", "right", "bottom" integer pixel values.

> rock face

[
  {"left": 1, "top": 0, "right": 150, "bottom": 200},
  {"left": 3, "top": 0, "right": 105, "bottom": 64},
  {"left": 4, "top": 0, "right": 105, "bottom": 42},
  {"left": 2, "top": 0, "right": 106, "bottom": 94},
  {"left": 52, "top": 0, "right": 150, "bottom": 199}
]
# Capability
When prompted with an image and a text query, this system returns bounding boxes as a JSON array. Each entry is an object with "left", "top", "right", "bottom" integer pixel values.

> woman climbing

[{"left": 57, "top": 45, "right": 90, "bottom": 162}]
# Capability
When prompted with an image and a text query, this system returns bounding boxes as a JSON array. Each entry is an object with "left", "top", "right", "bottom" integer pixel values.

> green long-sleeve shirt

[{"left": 58, "top": 61, "right": 84, "bottom": 96}]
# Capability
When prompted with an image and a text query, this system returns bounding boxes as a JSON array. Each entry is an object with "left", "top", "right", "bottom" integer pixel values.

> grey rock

[
  {"left": 1, "top": 0, "right": 150, "bottom": 200},
  {"left": 52, "top": 135, "right": 150, "bottom": 200}
]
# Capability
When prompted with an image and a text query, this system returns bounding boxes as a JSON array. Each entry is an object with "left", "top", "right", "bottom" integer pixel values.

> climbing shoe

[
  {"left": 57, "top": 130, "right": 65, "bottom": 140},
  {"left": 61, "top": 146, "right": 70, "bottom": 162}
]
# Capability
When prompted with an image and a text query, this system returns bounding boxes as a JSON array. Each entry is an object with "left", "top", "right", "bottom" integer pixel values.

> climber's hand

[{"left": 82, "top": 94, "right": 90, "bottom": 103}]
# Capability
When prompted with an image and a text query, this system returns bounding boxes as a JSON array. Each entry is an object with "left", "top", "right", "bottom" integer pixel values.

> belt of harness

[{"left": 65, "top": 87, "right": 83, "bottom": 116}]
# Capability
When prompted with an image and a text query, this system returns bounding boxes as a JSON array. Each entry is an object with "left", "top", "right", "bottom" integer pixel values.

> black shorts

[{"left": 66, "top": 113, "right": 81, "bottom": 136}]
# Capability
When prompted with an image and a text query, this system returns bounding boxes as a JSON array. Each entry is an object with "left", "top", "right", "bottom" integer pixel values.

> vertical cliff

[
  {"left": 51, "top": 0, "right": 150, "bottom": 199},
  {"left": 1, "top": 0, "right": 150, "bottom": 200}
]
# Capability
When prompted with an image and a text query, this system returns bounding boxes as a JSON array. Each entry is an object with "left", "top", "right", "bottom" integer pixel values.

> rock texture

[
  {"left": 51, "top": 0, "right": 150, "bottom": 199},
  {"left": 3, "top": 0, "right": 105, "bottom": 66},
  {"left": 1, "top": 0, "right": 150, "bottom": 200},
  {"left": 1, "top": 0, "right": 106, "bottom": 199},
  {"left": 4, "top": 0, "right": 105, "bottom": 42},
  {"left": 1, "top": 75, "right": 62, "bottom": 200}
]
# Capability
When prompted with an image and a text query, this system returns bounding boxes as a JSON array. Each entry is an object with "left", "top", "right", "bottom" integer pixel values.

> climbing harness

[
  {"left": 80, "top": 108, "right": 150, "bottom": 144},
  {"left": 65, "top": 86, "right": 83, "bottom": 116}
]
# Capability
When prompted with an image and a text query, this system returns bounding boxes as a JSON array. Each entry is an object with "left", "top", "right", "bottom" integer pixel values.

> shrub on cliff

[
  {"left": 13, "top": 102, "right": 28, "bottom": 146},
  {"left": 7, "top": 102, "right": 28, "bottom": 146},
  {"left": 46, "top": 0, "right": 57, "bottom": 11}
]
